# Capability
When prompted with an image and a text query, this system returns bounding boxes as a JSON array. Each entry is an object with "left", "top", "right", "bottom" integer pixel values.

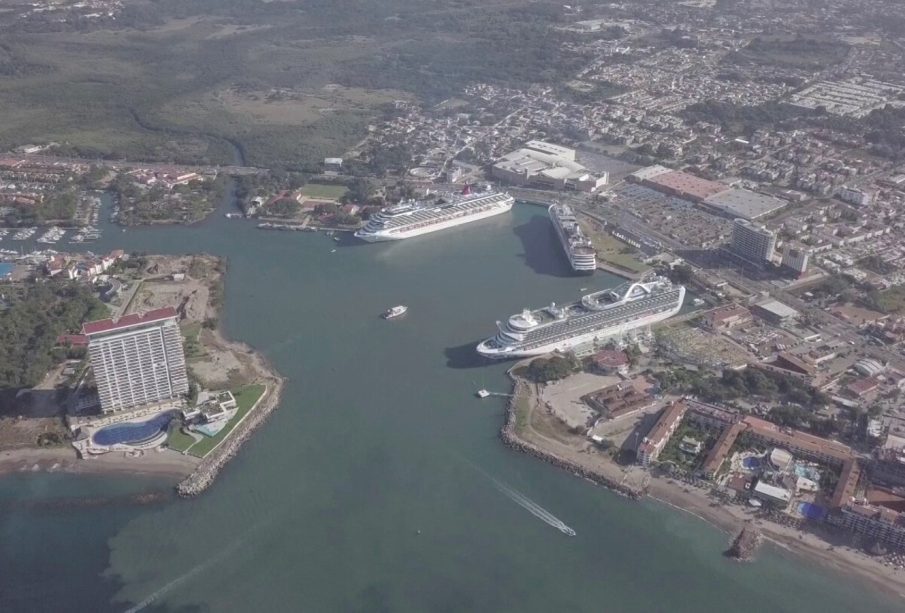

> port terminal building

[{"left": 492, "top": 140, "right": 608, "bottom": 193}]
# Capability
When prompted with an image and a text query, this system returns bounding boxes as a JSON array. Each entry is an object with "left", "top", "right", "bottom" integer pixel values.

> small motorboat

[{"left": 383, "top": 305, "right": 408, "bottom": 319}]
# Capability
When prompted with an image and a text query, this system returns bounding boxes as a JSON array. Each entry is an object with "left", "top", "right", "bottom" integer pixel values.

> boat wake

[
  {"left": 124, "top": 513, "right": 274, "bottom": 612},
  {"left": 493, "top": 479, "right": 576, "bottom": 537},
  {"left": 455, "top": 455, "right": 576, "bottom": 536}
]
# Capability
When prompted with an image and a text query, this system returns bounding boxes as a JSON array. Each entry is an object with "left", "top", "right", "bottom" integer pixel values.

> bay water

[{"left": 1, "top": 199, "right": 901, "bottom": 612}]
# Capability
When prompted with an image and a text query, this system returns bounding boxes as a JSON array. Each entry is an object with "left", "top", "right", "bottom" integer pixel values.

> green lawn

[
  {"left": 185, "top": 384, "right": 266, "bottom": 458},
  {"left": 299, "top": 183, "right": 347, "bottom": 200},
  {"left": 589, "top": 232, "right": 649, "bottom": 273},
  {"left": 166, "top": 421, "right": 199, "bottom": 453}
]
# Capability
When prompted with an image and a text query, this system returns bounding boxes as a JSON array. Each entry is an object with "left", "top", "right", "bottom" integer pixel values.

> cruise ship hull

[
  {"left": 476, "top": 301, "right": 681, "bottom": 359},
  {"left": 355, "top": 199, "right": 513, "bottom": 242},
  {"left": 549, "top": 205, "right": 597, "bottom": 275}
]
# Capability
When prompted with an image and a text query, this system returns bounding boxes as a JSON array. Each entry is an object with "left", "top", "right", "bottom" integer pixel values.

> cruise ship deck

[{"left": 478, "top": 278, "right": 685, "bottom": 358}]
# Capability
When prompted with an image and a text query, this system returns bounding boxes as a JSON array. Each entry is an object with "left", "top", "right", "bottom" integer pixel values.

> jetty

[{"left": 726, "top": 525, "right": 763, "bottom": 561}]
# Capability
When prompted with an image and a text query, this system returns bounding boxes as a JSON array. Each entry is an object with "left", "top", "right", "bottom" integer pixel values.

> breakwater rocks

[
  {"left": 726, "top": 525, "right": 763, "bottom": 561},
  {"left": 176, "top": 378, "right": 284, "bottom": 497},
  {"left": 500, "top": 378, "right": 643, "bottom": 501}
]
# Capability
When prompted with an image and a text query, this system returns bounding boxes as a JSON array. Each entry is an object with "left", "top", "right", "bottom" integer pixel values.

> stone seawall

[
  {"left": 176, "top": 376, "right": 284, "bottom": 497},
  {"left": 500, "top": 377, "right": 643, "bottom": 501}
]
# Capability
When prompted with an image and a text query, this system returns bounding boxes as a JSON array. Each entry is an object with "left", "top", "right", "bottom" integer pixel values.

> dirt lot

[
  {"left": 129, "top": 255, "right": 258, "bottom": 390},
  {"left": 0, "top": 416, "right": 69, "bottom": 451},
  {"left": 540, "top": 372, "right": 619, "bottom": 430}
]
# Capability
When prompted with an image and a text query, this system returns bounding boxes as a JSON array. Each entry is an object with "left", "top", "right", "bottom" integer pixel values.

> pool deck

[{"left": 71, "top": 403, "right": 183, "bottom": 457}]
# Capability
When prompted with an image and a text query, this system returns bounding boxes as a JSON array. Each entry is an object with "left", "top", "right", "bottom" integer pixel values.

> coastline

[
  {"left": 501, "top": 370, "right": 905, "bottom": 602},
  {"left": 0, "top": 446, "right": 198, "bottom": 480},
  {"left": 175, "top": 329, "right": 286, "bottom": 497},
  {"left": 0, "top": 254, "right": 286, "bottom": 498}
]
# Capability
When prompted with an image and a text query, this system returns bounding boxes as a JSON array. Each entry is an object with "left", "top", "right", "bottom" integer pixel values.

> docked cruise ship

[
  {"left": 549, "top": 203, "right": 596, "bottom": 274},
  {"left": 476, "top": 277, "right": 685, "bottom": 359},
  {"left": 354, "top": 186, "right": 514, "bottom": 242}
]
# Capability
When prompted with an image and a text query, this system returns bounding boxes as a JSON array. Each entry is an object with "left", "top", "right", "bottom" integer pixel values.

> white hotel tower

[{"left": 83, "top": 307, "right": 188, "bottom": 413}]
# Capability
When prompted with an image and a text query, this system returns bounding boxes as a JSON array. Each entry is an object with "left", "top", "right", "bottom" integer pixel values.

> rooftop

[
  {"left": 638, "top": 401, "right": 688, "bottom": 453},
  {"left": 703, "top": 188, "right": 787, "bottom": 220},
  {"left": 754, "top": 299, "right": 799, "bottom": 320},
  {"left": 644, "top": 170, "right": 728, "bottom": 202},
  {"left": 82, "top": 307, "right": 178, "bottom": 336}
]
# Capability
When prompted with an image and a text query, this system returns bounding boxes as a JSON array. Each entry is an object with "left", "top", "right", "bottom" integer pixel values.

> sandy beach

[
  {"left": 0, "top": 446, "right": 199, "bottom": 479},
  {"left": 645, "top": 476, "right": 905, "bottom": 602}
]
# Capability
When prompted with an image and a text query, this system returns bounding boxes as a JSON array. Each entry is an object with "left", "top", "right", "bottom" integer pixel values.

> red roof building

[
  {"left": 82, "top": 306, "right": 178, "bottom": 336},
  {"left": 637, "top": 402, "right": 688, "bottom": 466},
  {"left": 644, "top": 170, "right": 729, "bottom": 203}
]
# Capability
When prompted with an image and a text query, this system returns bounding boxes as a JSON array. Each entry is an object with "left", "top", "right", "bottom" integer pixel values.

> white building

[
  {"left": 83, "top": 307, "right": 188, "bottom": 413},
  {"left": 730, "top": 219, "right": 776, "bottom": 266},
  {"left": 492, "top": 141, "right": 608, "bottom": 193},
  {"left": 837, "top": 186, "right": 873, "bottom": 207},
  {"left": 781, "top": 244, "right": 810, "bottom": 277}
]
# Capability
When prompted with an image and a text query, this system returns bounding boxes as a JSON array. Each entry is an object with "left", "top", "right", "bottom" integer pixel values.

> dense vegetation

[
  {"left": 655, "top": 367, "right": 829, "bottom": 407},
  {"left": 0, "top": 0, "right": 588, "bottom": 168},
  {"left": 111, "top": 175, "right": 226, "bottom": 225},
  {"left": 724, "top": 36, "right": 850, "bottom": 71},
  {"left": 527, "top": 355, "right": 580, "bottom": 383},
  {"left": 3, "top": 189, "right": 78, "bottom": 225},
  {"left": 0, "top": 282, "right": 107, "bottom": 390}
]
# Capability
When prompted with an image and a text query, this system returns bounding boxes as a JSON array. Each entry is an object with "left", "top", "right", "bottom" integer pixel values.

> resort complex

[{"left": 83, "top": 307, "right": 188, "bottom": 414}]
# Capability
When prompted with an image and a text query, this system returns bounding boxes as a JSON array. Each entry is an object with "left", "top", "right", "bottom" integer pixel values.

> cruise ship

[
  {"left": 549, "top": 203, "right": 596, "bottom": 274},
  {"left": 476, "top": 277, "right": 685, "bottom": 359},
  {"left": 354, "top": 186, "right": 514, "bottom": 242}
]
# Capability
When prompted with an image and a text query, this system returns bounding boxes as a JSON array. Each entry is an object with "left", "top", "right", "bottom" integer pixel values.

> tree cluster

[
  {"left": 527, "top": 354, "right": 578, "bottom": 383},
  {"left": 0, "top": 282, "right": 107, "bottom": 391}
]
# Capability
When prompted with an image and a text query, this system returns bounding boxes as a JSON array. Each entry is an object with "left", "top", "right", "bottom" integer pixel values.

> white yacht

[
  {"left": 355, "top": 186, "right": 513, "bottom": 242},
  {"left": 383, "top": 305, "right": 408, "bottom": 319},
  {"left": 549, "top": 203, "right": 596, "bottom": 275},
  {"left": 477, "top": 277, "right": 685, "bottom": 359}
]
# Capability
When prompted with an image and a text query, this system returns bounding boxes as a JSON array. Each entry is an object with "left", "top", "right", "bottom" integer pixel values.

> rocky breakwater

[
  {"left": 176, "top": 375, "right": 285, "bottom": 497},
  {"left": 726, "top": 524, "right": 763, "bottom": 561},
  {"left": 500, "top": 376, "right": 643, "bottom": 501}
]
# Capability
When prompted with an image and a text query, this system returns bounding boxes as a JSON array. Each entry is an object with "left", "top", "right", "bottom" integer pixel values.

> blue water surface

[{"left": 92, "top": 412, "right": 176, "bottom": 446}]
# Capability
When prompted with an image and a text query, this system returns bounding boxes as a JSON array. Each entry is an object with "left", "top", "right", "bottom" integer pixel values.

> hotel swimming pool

[
  {"left": 742, "top": 457, "right": 762, "bottom": 470},
  {"left": 92, "top": 411, "right": 176, "bottom": 446}
]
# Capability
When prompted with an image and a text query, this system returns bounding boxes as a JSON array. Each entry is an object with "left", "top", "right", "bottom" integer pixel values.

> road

[{"left": 17, "top": 153, "right": 266, "bottom": 176}]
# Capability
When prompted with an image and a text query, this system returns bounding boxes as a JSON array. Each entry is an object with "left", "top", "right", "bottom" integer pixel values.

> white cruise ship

[
  {"left": 354, "top": 186, "right": 514, "bottom": 242},
  {"left": 477, "top": 277, "right": 685, "bottom": 359},
  {"left": 549, "top": 203, "right": 596, "bottom": 275}
]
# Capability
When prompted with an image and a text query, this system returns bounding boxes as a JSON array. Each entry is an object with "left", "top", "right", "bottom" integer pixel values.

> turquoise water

[
  {"left": 92, "top": 412, "right": 176, "bottom": 446},
  {"left": 1, "top": 200, "right": 902, "bottom": 612}
]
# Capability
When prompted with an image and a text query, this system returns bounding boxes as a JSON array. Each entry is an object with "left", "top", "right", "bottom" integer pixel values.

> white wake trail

[
  {"left": 125, "top": 512, "right": 275, "bottom": 612},
  {"left": 493, "top": 479, "right": 576, "bottom": 536},
  {"left": 454, "top": 455, "right": 576, "bottom": 536}
]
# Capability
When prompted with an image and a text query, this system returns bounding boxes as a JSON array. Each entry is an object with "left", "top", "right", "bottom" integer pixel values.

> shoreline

[
  {"left": 0, "top": 446, "right": 197, "bottom": 480},
  {"left": 501, "top": 371, "right": 905, "bottom": 603},
  {"left": 175, "top": 329, "right": 286, "bottom": 497},
  {"left": 0, "top": 254, "right": 286, "bottom": 498}
]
